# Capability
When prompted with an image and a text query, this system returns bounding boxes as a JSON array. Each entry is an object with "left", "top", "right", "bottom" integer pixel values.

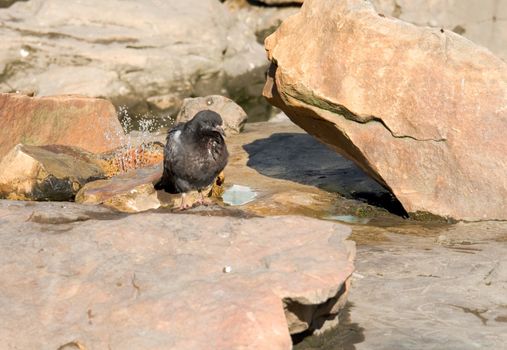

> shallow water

[
  {"left": 222, "top": 184, "right": 257, "bottom": 206},
  {"left": 324, "top": 215, "right": 371, "bottom": 225}
]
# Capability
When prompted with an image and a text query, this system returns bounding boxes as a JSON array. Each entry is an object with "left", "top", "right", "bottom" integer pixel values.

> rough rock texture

[
  {"left": 0, "top": 0, "right": 266, "bottom": 118},
  {"left": 296, "top": 221, "right": 507, "bottom": 350},
  {"left": 77, "top": 162, "right": 227, "bottom": 212},
  {"left": 0, "top": 93, "right": 124, "bottom": 159},
  {"left": 0, "top": 200, "right": 355, "bottom": 349},
  {"left": 0, "top": 144, "right": 106, "bottom": 200},
  {"left": 270, "top": 0, "right": 507, "bottom": 61},
  {"left": 263, "top": 0, "right": 507, "bottom": 221},
  {"left": 371, "top": 0, "right": 507, "bottom": 61},
  {"left": 76, "top": 165, "right": 162, "bottom": 212},
  {"left": 176, "top": 95, "right": 248, "bottom": 134}
]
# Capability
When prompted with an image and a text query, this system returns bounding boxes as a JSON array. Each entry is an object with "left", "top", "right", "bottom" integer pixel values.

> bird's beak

[{"left": 212, "top": 125, "right": 226, "bottom": 137}]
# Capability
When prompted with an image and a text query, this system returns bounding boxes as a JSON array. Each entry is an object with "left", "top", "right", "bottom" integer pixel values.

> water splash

[{"left": 103, "top": 105, "right": 175, "bottom": 175}]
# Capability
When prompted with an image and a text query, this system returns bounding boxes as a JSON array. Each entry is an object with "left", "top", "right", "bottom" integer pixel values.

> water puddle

[
  {"left": 222, "top": 185, "right": 257, "bottom": 206},
  {"left": 324, "top": 214, "right": 371, "bottom": 225}
]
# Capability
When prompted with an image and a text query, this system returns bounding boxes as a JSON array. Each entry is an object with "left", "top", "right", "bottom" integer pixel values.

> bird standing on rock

[{"left": 157, "top": 110, "right": 228, "bottom": 209}]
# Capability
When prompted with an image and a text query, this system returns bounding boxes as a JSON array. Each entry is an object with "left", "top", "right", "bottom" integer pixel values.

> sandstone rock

[
  {"left": 0, "top": 144, "right": 106, "bottom": 200},
  {"left": 0, "top": 0, "right": 267, "bottom": 120},
  {"left": 0, "top": 200, "right": 355, "bottom": 349},
  {"left": 263, "top": 0, "right": 507, "bottom": 221},
  {"left": 248, "top": 0, "right": 507, "bottom": 61},
  {"left": 0, "top": 93, "right": 124, "bottom": 159},
  {"left": 176, "top": 95, "right": 248, "bottom": 134},
  {"left": 77, "top": 161, "right": 226, "bottom": 212},
  {"left": 296, "top": 220, "right": 507, "bottom": 349},
  {"left": 371, "top": 0, "right": 507, "bottom": 61},
  {"left": 76, "top": 164, "right": 162, "bottom": 212}
]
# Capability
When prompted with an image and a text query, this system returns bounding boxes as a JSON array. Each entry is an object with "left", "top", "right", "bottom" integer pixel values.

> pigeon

[{"left": 157, "top": 110, "right": 229, "bottom": 208}]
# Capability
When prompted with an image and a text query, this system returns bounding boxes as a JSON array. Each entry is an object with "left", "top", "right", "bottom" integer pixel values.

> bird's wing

[{"left": 158, "top": 124, "right": 186, "bottom": 192}]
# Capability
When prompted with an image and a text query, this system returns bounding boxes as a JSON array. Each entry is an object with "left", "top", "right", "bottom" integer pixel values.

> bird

[{"left": 157, "top": 110, "right": 229, "bottom": 209}]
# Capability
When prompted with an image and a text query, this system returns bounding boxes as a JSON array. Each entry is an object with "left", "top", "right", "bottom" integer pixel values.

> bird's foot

[
  {"left": 177, "top": 193, "right": 193, "bottom": 210},
  {"left": 177, "top": 203, "right": 192, "bottom": 211},
  {"left": 197, "top": 191, "right": 213, "bottom": 206},
  {"left": 197, "top": 197, "right": 213, "bottom": 206}
]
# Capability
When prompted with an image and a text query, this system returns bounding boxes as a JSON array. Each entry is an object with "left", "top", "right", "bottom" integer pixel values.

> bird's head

[{"left": 188, "top": 110, "right": 226, "bottom": 139}]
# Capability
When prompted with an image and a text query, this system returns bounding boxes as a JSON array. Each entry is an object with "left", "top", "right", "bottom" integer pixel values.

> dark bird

[{"left": 157, "top": 110, "right": 228, "bottom": 208}]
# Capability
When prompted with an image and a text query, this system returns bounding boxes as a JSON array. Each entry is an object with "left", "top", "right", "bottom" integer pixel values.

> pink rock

[
  {"left": 0, "top": 200, "right": 355, "bottom": 349},
  {"left": 0, "top": 93, "right": 125, "bottom": 159}
]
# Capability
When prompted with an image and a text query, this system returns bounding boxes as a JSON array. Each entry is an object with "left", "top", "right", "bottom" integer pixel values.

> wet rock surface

[
  {"left": 264, "top": 0, "right": 507, "bottom": 221},
  {"left": 0, "top": 93, "right": 124, "bottom": 159},
  {"left": 0, "top": 144, "right": 106, "bottom": 201},
  {"left": 295, "top": 221, "right": 507, "bottom": 350},
  {"left": 225, "top": 121, "right": 400, "bottom": 218},
  {"left": 0, "top": 200, "right": 355, "bottom": 350}
]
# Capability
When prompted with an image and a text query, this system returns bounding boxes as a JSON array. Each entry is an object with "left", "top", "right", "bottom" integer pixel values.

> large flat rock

[
  {"left": 295, "top": 220, "right": 507, "bottom": 350},
  {"left": 263, "top": 0, "right": 507, "bottom": 221},
  {"left": 0, "top": 200, "right": 355, "bottom": 349}
]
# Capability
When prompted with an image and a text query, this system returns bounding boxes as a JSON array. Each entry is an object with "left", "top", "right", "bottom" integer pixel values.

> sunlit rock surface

[
  {"left": 263, "top": 0, "right": 507, "bottom": 221},
  {"left": 0, "top": 93, "right": 124, "bottom": 159},
  {"left": 76, "top": 164, "right": 162, "bottom": 213},
  {"left": 0, "top": 0, "right": 266, "bottom": 117},
  {"left": 295, "top": 221, "right": 507, "bottom": 350},
  {"left": 0, "top": 144, "right": 106, "bottom": 201},
  {"left": 371, "top": 0, "right": 507, "bottom": 61},
  {"left": 267, "top": 0, "right": 507, "bottom": 61},
  {"left": 0, "top": 200, "right": 355, "bottom": 350},
  {"left": 176, "top": 95, "right": 248, "bottom": 134}
]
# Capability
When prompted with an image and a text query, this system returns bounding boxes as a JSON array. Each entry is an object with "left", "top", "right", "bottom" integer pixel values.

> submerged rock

[
  {"left": 0, "top": 200, "right": 356, "bottom": 349},
  {"left": 263, "top": 0, "right": 507, "bottom": 221},
  {"left": 0, "top": 144, "right": 106, "bottom": 201},
  {"left": 176, "top": 95, "right": 248, "bottom": 134},
  {"left": 0, "top": 93, "right": 124, "bottom": 160}
]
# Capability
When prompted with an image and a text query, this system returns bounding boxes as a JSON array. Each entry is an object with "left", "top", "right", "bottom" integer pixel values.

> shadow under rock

[
  {"left": 292, "top": 302, "right": 365, "bottom": 350},
  {"left": 243, "top": 132, "right": 407, "bottom": 216}
]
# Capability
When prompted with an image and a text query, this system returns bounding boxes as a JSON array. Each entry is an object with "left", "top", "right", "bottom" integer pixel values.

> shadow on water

[
  {"left": 243, "top": 133, "right": 407, "bottom": 217},
  {"left": 292, "top": 302, "right": 365, "bottom": 350}
]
